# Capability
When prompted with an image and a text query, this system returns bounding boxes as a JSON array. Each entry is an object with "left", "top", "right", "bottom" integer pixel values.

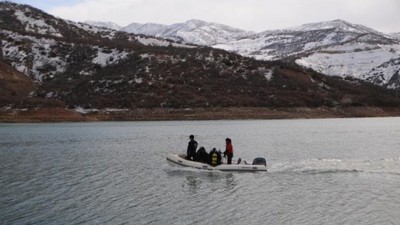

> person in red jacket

[{"left": 224, "top": 138, "right": 233, "bottom": 164}]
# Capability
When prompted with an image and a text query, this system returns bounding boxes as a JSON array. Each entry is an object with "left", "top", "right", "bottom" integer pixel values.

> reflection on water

[
  {"left": 185, "top": 175, "right": 199, "bottom": 191},
  {"left": 167, "top": 169, "right": 238, "bottom": 193}
]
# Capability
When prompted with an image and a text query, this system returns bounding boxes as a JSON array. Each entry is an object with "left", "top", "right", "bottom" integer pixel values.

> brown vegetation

[
  {"left": 0, "top": 61, "right": 35, "bottom": 97},
  {"left": 2, "top": 2, "right": 400, "bottom": 123}
]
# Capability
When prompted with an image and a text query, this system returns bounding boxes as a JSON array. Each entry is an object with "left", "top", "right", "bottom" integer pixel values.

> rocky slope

[{"left": 1, "top": 2, "right": 400, "bottom": 119}]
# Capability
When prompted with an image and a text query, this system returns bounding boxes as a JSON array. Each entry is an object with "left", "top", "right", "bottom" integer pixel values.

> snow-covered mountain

[
  {"left": 390, "top": 33, "right": 400, "bottom": 40},
  {"left": 121, "top": 19, "right": 254, "bottom": 45},
  {"left": 289, "top": 20, "right": 384, "bottom": 34},
  {"left": 215, "top": 20, "right": 400, "bottom": 87},
  {"left": 121, "top": 22, "right": 168, "bottom": 37},
  {"left": 87, "top": 18, "right": 399, "bottom": 87},
  {"left": 84, "top": 20, "right": 121, "bottom": 30}
]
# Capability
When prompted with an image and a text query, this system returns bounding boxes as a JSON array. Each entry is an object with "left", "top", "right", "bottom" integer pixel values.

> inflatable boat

[{"left": 166, "top": 153, "right": 267, "bottom": 172}]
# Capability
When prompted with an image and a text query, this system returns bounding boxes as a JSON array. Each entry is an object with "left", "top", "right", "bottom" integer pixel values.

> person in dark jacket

[
  {"left": 223, "top": 138, "right": 233, "bottom": 164},
  {"left": 196, "top": 147, "right": 208, "bottom": 163},
  {"left": 186, "top": 135, "right": 198, "bottom": 160},
  {"left": 209, "top": 148, "right": 222, "bottom": 166}
]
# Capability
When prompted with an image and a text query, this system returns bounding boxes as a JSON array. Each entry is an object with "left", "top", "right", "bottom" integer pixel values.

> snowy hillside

[
  {"left": 0, "top": 2, "right": 196, "bottom": 84},
  {"left": 121, "top": 22, "right": 168, "bottom": 37},
  {"left": 215, "top": 20, "right": 400, "bottom": 87},
  {"left": 0, "top": 3, "right": 63, "bottom": 38},
  {"left": 390, "top": 33, "right": 400, "bottom": 40},
  {"left": 296, "top": 44, "right": 400, "bottom": 86},
  {"left": 84, "top": 20, "right": 121, "bottom": 30},
  {"left": 79, "top": 20, "right": 197, "bottom": 48},
  {"left": 215, "top": 20, "right": 397, "bottom": 60},
  {"left": 289, "top": 20, "right": 386, "bottom": 35},
  {"left": 121, "top": 19, "right": 254, "bottom": 45}
]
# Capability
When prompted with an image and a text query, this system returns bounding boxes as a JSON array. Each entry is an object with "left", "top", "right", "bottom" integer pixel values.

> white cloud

[{"left": 48, "top": 0, "right": 400, "bottom": 33}]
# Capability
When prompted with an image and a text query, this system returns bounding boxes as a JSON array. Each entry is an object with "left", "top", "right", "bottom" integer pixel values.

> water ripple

[{"left": 2, "top": 120, "right": 400, "bottom": 224}]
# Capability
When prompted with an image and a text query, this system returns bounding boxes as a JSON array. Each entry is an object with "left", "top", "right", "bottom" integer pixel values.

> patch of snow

[
  {"left": 296, "top": 43, "right": 400, "bottom": 84},
  {"left": 303, "top": 33, "right": 340, "bottom": 51},
  {"left": 1, "top": 30, "right": 67, "bottom": 82},
  {"left": 14, "top": 10, "right": 63, "bottom": 37},
  {"left": 46, "top": 92, "right": 54, "bottom": 98},
  {"left": 92, "top": 47, "right": 129, "bottom": 67},
  {"left": 140, "top": 53, "right": 151, "bottom": 59},
  {"left": 2, "top": 39, "right": 28, "bottom": 73},
  {"left": 135, "top": 36, "right": 196, "bottom": 48},
  {"left": 68, "top": 21, "right": 117, "bottom": 39},
  {"left": 79, "top": 70, "right": 93, "bottom": 76},
  {"left": 31, "top": 41, "right": 67, "bottom": 82},
  {"left": 104, "top": 108, "right": 129, "bottom": 112},
  {"left": 113, "top": 79, "right": 124, "bottom": 84},
  {"left": 136, "top": 36, "right": 170, "bottom": 47},
  {"left": 74, "top": 107, "right": 85, "bottom": 114},
  {"left": 214, "top": 37, "right": 279, "bottom": 61},
  {"left": 135, "top": 78, "right": 143, "bottom": 84},
  {"left": 74, "top": 107, "right": 129, "bottom": 114},
  {"left": 264, "top": 69, "right": 274, "bottom": 81}
]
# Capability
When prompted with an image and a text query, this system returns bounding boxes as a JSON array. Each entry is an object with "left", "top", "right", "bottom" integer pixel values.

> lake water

[{"left": 1, "top": 118, "right": 400, "bottom": 225}]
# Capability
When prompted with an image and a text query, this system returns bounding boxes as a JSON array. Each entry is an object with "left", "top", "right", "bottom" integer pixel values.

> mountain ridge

[
  {"left": 85, "top": 19, "right": 254, "bottom": 45},
  {"left": 213, "top": 20, "right": 400, "bottom": 88},
  {"left": 1, "top": 1, "right": 400, "bottom": 122},
  {"left": 85, "top": 18, "right": 400, "bottom": 88}
]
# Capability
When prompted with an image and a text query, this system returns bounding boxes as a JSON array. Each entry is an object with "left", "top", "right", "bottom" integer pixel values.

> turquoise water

[{"left": 1, "top": 118, "right": 400, "bottom": 224}]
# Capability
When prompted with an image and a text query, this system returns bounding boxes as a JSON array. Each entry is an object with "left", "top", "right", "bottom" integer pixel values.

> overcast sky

[{"left": 11, "top": 0, "right": 400, "bottom": 33}]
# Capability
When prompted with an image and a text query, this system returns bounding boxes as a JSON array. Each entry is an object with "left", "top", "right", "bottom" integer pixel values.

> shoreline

[{"left": 1, "top": 106, "right": 400, "bottom": 123}]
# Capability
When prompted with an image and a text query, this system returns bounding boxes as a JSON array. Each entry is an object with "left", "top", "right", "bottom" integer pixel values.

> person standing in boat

[
  {"left": 186, "top": 135, "right": 198, "bottom": 160},
  {"left": 224, "top": 138, "right": 233, "bottom": 164}
]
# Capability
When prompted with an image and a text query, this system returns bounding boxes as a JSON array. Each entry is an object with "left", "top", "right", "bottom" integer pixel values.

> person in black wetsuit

[
  {"left": 196, "top": 147, "right": 209, "bottom": 163},
  {"left": 208, "top": 148, "right": 222, "bottom": 166},
  {"left": 186, "top": 135, "right": 198, "bottom": 160}
]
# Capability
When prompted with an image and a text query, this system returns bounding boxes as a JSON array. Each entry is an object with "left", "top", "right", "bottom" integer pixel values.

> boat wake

[{"left": 269, "top": 157, "right": 400, "bottom": 175}]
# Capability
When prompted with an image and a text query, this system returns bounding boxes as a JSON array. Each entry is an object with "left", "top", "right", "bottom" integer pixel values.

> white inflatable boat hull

[{"left": 166, "top": 153, "right": 267, "bottom": 172}]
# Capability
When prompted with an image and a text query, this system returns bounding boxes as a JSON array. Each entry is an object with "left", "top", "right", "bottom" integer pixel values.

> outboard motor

[{"left": 252, "top": 157, "right": 267, "bottom": 166}]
